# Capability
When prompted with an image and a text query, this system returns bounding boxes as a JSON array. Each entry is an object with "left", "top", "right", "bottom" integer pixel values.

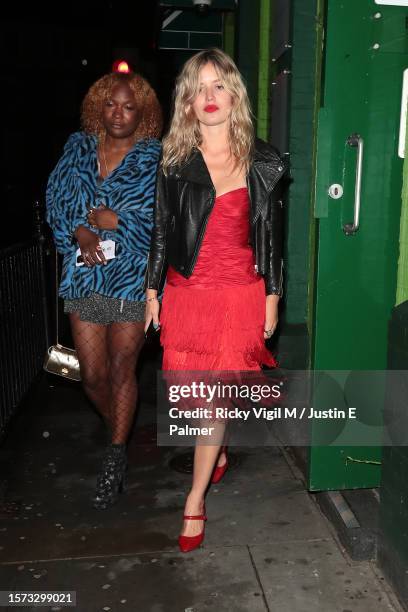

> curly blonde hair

[
  {"left": 162, "top": 48, "right": 254, "bottom": 174},
  {"left": 81, "top": 72, "right": 162, "bottom": 143}
]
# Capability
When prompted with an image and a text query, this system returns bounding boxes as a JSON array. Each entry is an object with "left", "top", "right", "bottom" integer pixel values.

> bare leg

[
  {"left": 69, "top": 313, "right": 111, "bottom": 430},
  {"left": 215, "top": 427, "right": 230, "bottom": 468},
  {"left": 215, "top": 446, "right": 227, "bottom": 468},
  {"left": 182, "top": 421, "right": 226, "bottom": 537},
  {"left": 107, "top": 321, "right": 145, "bottom": 445}
]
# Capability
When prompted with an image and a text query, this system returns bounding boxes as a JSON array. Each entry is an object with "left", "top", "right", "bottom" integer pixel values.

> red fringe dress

[{"left": 160, "top": 187, "right": 277, "bottom": 371}]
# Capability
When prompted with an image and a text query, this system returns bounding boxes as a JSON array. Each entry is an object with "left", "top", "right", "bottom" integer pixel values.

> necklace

[
  {"left": 101, "top": 143, "right": 110, "bottom": 177},
  {"left": 101, "top": 142, "right": 132, "bottom": 177}
]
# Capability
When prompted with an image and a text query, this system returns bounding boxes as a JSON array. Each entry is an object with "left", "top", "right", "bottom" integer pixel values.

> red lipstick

[{"left": 204, "top": 105, "right": 219, "bottom": 113}]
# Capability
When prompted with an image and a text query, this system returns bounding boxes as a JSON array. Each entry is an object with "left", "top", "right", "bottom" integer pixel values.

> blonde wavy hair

[{"left": 162, "top": 48, "right": 254, "bottom": 174}]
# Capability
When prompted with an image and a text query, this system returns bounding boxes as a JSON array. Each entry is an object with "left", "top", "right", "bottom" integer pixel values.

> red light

[{"left": 112, "top": 60, "right": 131, "bottom": 74}]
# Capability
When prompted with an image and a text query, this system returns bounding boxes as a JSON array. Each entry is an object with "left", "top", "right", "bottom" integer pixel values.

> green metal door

[{"left": 309, "top": 0, "right": 408, "bottom": 490}]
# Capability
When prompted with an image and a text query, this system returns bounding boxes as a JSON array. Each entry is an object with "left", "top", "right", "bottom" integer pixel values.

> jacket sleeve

[
  {"left": 114, "top": 149, "right": 160, "bottom": 253},
  {"left": 46, "top": 133, "right": 91, "bottom": 255},
  {"left": 264, "top": 173, "right": 286, "bottom": 296},
  {"left": 144, "top": 166, "right": 170, "bottom": 290}
]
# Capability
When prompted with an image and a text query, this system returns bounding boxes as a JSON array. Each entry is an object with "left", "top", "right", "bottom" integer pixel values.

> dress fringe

[{"left": 160, "top": 278, "right": 277, "bottom": 371}]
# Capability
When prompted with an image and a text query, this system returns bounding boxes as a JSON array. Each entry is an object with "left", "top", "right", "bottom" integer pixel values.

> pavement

[{"left": 0, "top": 342, "right": 403, "bottom": 612}]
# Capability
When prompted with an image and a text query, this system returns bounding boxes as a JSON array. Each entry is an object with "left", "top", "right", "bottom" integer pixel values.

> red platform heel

[
  {"left": 211, "top": 446, "right": 228, "bottom": 484},
  {"left": 178, "top": 510, "right": 207, "bottom": 553}
]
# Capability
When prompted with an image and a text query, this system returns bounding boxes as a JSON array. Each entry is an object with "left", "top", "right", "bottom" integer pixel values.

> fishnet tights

[{"left": 69, "top": 313, "right": 145, "bottom": 444}]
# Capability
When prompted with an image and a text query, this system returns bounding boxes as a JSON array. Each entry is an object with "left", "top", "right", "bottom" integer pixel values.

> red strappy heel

[
  {"left": 178, "top": 510, "right": 207, "bottom": 553},
  {"left": 211, "top": 446, "right": 228, "bottom": 484}
]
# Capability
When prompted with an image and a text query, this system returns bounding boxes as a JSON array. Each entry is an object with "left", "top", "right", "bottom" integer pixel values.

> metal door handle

[{"left": 343, "top": 133, "right": 364, "bottom": 235}]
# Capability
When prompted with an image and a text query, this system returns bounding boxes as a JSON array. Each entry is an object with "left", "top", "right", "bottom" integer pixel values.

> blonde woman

[{"left": 145, "top": 48, "right": 288, "bottom": 551}]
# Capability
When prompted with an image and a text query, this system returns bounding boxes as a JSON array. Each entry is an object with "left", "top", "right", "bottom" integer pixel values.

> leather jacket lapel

[
  {"left": 171, "top": 142, "right": 286, "bottom": 224},
  {"left": 172, "top": 149, "right": 214, "bottom": 189},
  {"left": 248, "top": 159, "right": 286, "bottom": 223}
]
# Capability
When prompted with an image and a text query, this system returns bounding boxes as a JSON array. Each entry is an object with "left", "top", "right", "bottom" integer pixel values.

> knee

[
  {"left": 109, "top": 355, "right": 137, "bottom": 386},
  {"left": 80, "top": 365, "right": 108, "bottom": 392}
]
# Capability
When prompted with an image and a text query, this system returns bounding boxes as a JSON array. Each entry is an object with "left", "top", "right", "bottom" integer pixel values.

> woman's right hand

[
  {"left": 144, "top": 292, "right": 160, "bottom": 333},
  {"left": 74, "top": 225, "right": 106, "bottom": 266}
]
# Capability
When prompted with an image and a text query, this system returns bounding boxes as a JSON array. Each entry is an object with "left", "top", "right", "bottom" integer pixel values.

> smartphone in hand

[
  {"left": 144, "top": 319, "right": 161, "bottom": 340},
  {"left": 76, "top": 240, "right": 116, "bottom": 267}
]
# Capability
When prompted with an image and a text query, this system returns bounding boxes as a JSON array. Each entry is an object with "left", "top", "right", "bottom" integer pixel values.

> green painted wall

[
  {"left": 379, "top": 54, "right": 408, "bottom": 600},
  {"left": 257, "top": 0, "right": 272, "bottom": 140},
  {"left": 223, "top": 11, "right": 235, "bottom": 58},
  {"left": 396, "top": 105, "right": 408, "bottom": 305},
  {"left": 285, "top": 0, "right": 321, "bottom": 328},
  {"left": 235, "top": 0, "right": 261, "bottom": 129}
]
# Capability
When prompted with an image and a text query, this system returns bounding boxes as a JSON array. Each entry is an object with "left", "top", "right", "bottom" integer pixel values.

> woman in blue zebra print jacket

[{"left": 46, "top": 71, "right": 162, "bottom": 509}]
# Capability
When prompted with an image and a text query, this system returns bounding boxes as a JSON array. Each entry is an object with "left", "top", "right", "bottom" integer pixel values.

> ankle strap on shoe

[{"left": 183, "top": 514, "right": 207, "bottom": 520}]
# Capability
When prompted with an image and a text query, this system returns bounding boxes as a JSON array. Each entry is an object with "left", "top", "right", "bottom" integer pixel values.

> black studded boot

[{"left": 92, "top": 443, "right": 127, "bottom": 510}]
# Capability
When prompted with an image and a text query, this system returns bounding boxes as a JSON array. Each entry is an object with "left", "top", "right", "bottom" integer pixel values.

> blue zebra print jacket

[{"left": 46, "top": 131, "right": 161, "bottom": 301}]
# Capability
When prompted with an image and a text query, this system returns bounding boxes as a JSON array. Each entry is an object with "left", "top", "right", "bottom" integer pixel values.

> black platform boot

[{"left": 92, "top": 443, "right": 127, "bottom": 510}]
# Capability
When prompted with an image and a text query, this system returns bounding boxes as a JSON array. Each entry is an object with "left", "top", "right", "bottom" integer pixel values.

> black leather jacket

[{"left": 145, "top": 138, "right": 288, "bottom": 295}]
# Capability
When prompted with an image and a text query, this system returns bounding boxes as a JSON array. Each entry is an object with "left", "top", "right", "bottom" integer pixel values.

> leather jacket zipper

[
  {"left": 252, "top": 164, "right": 286, "bottom": 224},
  {"left": 187, "top": 190, "right": 216, "bottom": 274},
  {"left": 278, "top": 259, "right": 283, "bottom": 295},
  {"left": 247, "top": 162, "right": 286, "bottom": 277},
  {"left": 154, "top": 221, "right": 169, "bottom": 290}
]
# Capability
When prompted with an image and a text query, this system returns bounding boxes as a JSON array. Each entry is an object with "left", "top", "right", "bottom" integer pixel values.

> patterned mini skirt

[{"left": 64, "top": 292, "right": 145, "bottom": 324}]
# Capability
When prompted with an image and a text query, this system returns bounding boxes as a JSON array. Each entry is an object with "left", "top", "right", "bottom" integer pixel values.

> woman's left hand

[
  {"left": 87, "top": 205, "right": 118, "bottom": 230},
  {"left": 264, "top": 294, "right": 279, "bottom": 340}
]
